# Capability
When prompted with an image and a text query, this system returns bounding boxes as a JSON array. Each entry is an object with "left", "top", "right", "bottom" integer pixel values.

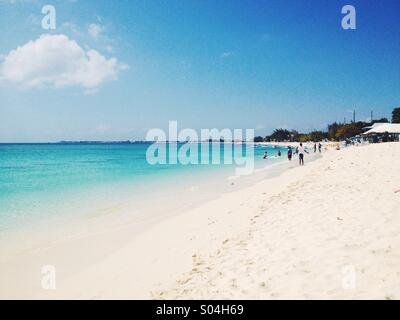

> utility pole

[
  {"left": 353, "top": 109, "right": 356, "bottom": 123},
  {"left": 371, "top": 110, "right": 373, "bottom": 123}
]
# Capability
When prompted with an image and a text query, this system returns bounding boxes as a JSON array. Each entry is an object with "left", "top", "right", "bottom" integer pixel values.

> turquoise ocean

[{"left": 0, "top": 143, "right": 288, "bottom": 232}]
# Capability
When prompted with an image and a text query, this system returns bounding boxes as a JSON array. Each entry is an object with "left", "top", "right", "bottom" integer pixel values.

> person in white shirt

[{"left": 298, "top": 143, "right": 308, "bottom": 166}]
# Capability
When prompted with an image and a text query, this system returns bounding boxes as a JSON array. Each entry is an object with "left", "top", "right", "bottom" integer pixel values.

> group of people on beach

[
  {"left": 263, "top": 142, "right": 323, "bottom": 166},
  {"left": 314, "top": 143, "right": 322, "bottom": 153}
]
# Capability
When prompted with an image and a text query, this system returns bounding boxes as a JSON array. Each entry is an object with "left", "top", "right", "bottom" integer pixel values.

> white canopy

[
  {"left": 363, "top": 123, "right": 387, "bottom": 130},
  {"left": 363, "top": 123, "right": 400, "bottom": 135}
]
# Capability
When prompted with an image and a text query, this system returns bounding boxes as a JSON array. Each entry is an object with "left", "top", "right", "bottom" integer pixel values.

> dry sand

[
  {"left": 154, "top": 142, "right": 400, "bottom": 299},
  {"left": 1, "top": 142, "right": 399, "bottom": 299}
]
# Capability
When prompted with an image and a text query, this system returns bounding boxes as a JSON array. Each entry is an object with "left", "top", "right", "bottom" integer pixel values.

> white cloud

[
  {"left": 88, "top": 23, "right": 103, "bottom": 39},
  {"left": 0, "top": 34, "right": 127, "bottom": 92}
]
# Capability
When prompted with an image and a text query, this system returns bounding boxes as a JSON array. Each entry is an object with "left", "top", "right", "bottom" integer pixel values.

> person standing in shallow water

[
  {"left": 287, "top": 147, "right": 292, "bottom": 161},
  {"left": 298, "top": 143, "right": 308, "bottom": 166}
]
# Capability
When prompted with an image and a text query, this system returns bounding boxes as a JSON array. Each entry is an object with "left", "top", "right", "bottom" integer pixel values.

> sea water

[{"left": 0, "top": 143, "right": 287, "bottom": 232}]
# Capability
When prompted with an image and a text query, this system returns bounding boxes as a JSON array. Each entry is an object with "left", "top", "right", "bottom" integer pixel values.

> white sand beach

[{"left": 1, "top": 142, "right": 399, "bottom": 299}]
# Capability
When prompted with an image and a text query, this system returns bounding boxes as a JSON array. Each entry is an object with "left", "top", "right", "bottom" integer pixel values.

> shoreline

[
  {"left": 0, "top": 144, "right": 311, "bottom": 298},
  {"left": 43, "top": 150, "right": 320, "bottom": 299},
  {"left": 0, "top": 142, "right": 289, "bottom": 234},
  {"left": 1, "top": 143, "right": 399, "bottom": 299}
]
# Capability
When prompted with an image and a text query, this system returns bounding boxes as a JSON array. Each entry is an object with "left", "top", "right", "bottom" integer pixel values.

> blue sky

[{"left": 0, "top": 0, "right": 399, "bottom": 142}]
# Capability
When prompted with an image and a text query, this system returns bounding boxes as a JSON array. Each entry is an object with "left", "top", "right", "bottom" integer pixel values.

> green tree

[
  {"left": 328, "top": 122, "right": 341, "bottom": 140},
  {"left": 372, "top": 117, "right": 389, "bottom": 124},
  {"left": 308, "top": 131, "right": 328, "bottom": 142},
  {"left": 392, "top": 107, "right": 400, "bottom": 123},
  {"left": 253, "top": 136, "right": 264, "bottom": 143},
  {"left": 335, "top": 123, "right": 363, "bottom": 140},
  {"left": 297, "top": 134, "right": 310, "bottom": 142},
  {"left": 267, "top": 129, "right": 292, "bottom": 141}
]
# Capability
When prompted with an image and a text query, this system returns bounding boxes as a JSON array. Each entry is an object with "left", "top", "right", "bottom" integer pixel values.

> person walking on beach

[
  {"left": 287, "top": 147, "right": 292, "bottom": 161},
  {"left": 314, "top": 143, "right": 317, "bottom": 153},
  {"left": 318, "top": 143, "right": 322, "bottom": 153},
  {"left": 298, "top": 143, "right": 308, "bottom": 166}
]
